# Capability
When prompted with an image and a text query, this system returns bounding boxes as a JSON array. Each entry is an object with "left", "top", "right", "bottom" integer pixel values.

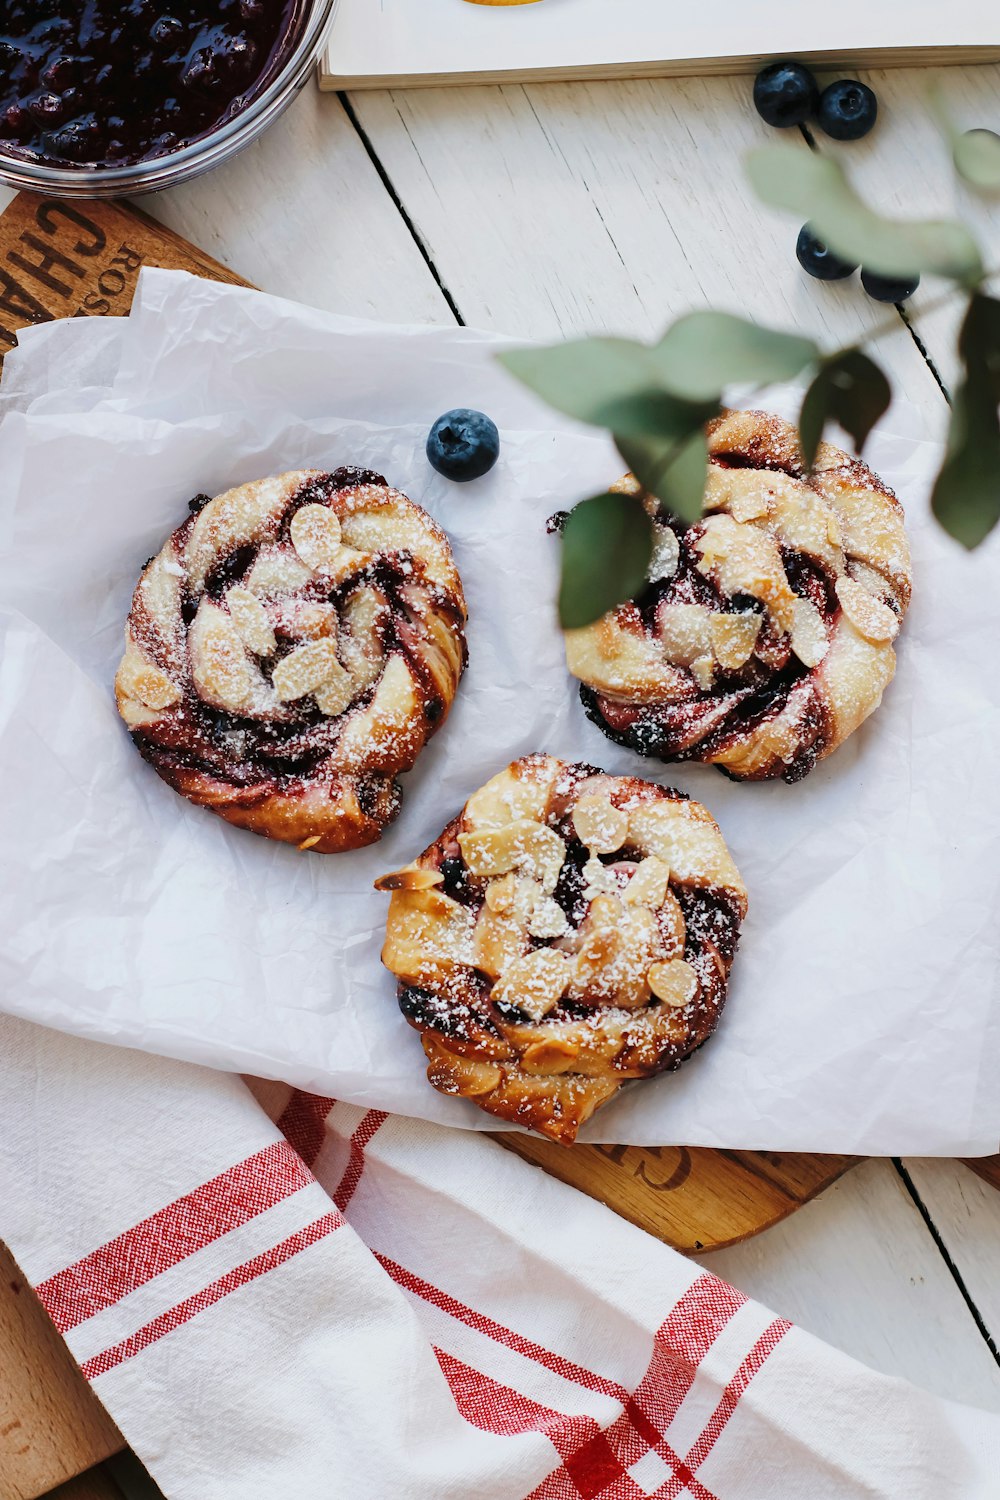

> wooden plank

[
  {"left": 0, "top": 1245, "right": 122, "bottom": 1500},
  {"left": 346, "top": 75, "right": 942, "bottom": 419},
  {"left": 905, "top": 1159, "right": 1000, "bottom": 1349},
  {"left": 700, "top": 1158, "right": 1000, "bottom": 1407},
  {"left": 804, "top": 61, "right": 1000, "bottom": 394},
  {"left": 136, "top": 86, "right": 451, "bottom": 326}
]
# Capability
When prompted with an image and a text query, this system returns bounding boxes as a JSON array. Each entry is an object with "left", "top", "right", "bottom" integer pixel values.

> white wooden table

[{"left": 5, "top": 58, "right": 1000, "bottom": 1466}]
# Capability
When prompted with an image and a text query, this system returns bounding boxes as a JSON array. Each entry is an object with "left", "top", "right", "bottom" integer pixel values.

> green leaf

[
  {"left": 558, "top": 492, "right": 654, "bottom": 629},
  {"left": 954, "top": 130, "right": 1000, "bottom": 191},
  {"left": 799, "top": 350, "right": 891, "bottom": 470},
  {"left": 653, "top": 312, "right": 818, "bottom": 401},
  {"left": 932, "top": 293, "right": 1000, "bottom": 548},
  {"left": 616, "top": 427, "right": 710, "bottom": 525},
  {"left": 927, "top": 85, "right": 1000, "bottom": 191},
  {"left": 746, "top": 144, "right": 983, "bottom": 283},
  {"left": 498, "top": 337, "right": 708, "bottom": 435}
]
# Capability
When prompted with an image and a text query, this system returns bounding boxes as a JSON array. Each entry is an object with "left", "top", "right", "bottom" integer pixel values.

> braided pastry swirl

[
  {"left": 377, "top": 754, "right": 747, "bottom": 1144},
  {"left": 115, "top": 468, "right": 467, "bottom": 852},
  {"left": 568, "top": 409, "right": 912, "bottom": 783}
]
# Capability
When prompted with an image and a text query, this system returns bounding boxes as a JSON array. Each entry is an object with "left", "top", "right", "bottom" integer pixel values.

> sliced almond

[
  {"left": 647, "top": 522, "right": 680, "bottom": 582},
  {"left": 690, "top": 654, "right": 715, "bottom": 692},
  {"left": 582, "top": 857, "right": 616, "bottom": 902},
  {"left": 289, "top": 503, "right": 343, "bottom": 573},
  {"left": 272, "top": 637, "right": 341, "bottom": 702},
  {"left": 695, "top": 514, "right": 796, "bottom": 633},
  {"left": 656, "top": 889, "right": 687, "bottom": 957},
  {"left": 274, "top": 601, "right": 338, "bottom": 641},
  {"left": 790, "top": 596, "right": 829, "bottom": 668},
  {"left": 424, "top": 1038, "right": 502, "bottom": 1098},
  {"left": 572, "top": 926, "right": 624, "bottom": 991},
  {"left": 121, "top": 656, "right": 182, "bottom": 712},
  {"left": 485, "top": 873, "right": 542, "bottom": 922},
  {"left": 189, "top": 600, "right": 254, "bottom": 713},
  {"left": 835, "top": 575, "right": 899, "bottom": 644},
  {"left": 656, "top": 602, "right": 713, "bottom": 668},
  {"left": 571, "top": 910, "right": 655, "bottom": 1008},
  {"left": 528, "top": 895, "right": 570, "bottom": 941},
  {"left": 322, "top": 545, "right": 372, "bottom": 589},
  {"left": 648, "top": 958, "right": 699, "bottom": 1008},
  {"left": 374, "top": 866, "right": 444, "bottom": 892},
  {"left": 458, "top": 819, "right": 566, "bottom": 894},
  {"left": 521, "top": 1038, "right": 580, "bottom": 1075},
  {"left": 572, "top": 794, "right": 629, "bottom": 854},
  {"left": 492, "top": 948, "right": 573, "bottom": 1022},
  {"left": 340, "top": 586, "right": 386, "bottom": 692},
  {"left": 314, "top": 661, "right": 355, "bottom": 717},
  {"left": 227, "top": 586, "right": 277, "bottom": 657},
  {"left": 623, "top": 856, "right": 670, "bottom": 910},
  {"left": 586, "top": 893, "right": 624, "bottom": 929},
  {"left": 474, "top": 903, "right": 531, "bottom": 979},
  {"left": 485, "top": 873, "right": 519, "bottom": 916},
  {"left": 729, "top": 486, "right": 770, "bottom": 523},
  {"left": 245, "top": 547, "right": 312, "bottom": 599},
  {"left": 710, "top": 612, "right": 761, "bottom": 671}
]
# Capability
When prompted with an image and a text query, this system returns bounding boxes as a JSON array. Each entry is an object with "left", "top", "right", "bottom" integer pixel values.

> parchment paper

[{"left": 1, "top": 269, "right": 997, "bottom": 1153}]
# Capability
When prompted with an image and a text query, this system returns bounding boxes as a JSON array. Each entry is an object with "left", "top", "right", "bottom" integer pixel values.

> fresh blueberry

[
  {"left": 426, "top": 409, "right": 500, "bottom": 482},
  {"left": 818, "top": 79, "right": 878, "bottom": 141},
  {"left": 860, "top": 268, "right": 919, "bottom": 304},
  {"left": 795, "top": 225, "right": 858, "bottom": 281},
  {"left": 753, "top": 60, "right": 819, "bottom": 128}
]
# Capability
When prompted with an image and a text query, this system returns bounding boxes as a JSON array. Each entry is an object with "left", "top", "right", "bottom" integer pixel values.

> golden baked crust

[
  {"left": 115, "top": 468, "right": 467, "bottom": 852},
  {"left": 566, "top": 409, "right": 912, "bottom": 783},
  {"left": 377, "top": 754, "right": 747, "bottom": 1144}
]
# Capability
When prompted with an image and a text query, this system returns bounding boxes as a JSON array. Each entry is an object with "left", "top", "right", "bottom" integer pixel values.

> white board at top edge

[{"left": 320, "top": 0, "right": 1000, "bottom": 89}]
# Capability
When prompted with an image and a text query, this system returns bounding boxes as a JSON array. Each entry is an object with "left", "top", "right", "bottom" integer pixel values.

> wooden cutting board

[{"left": 1, "top": 188, "right": 992, "bottom": 1261}]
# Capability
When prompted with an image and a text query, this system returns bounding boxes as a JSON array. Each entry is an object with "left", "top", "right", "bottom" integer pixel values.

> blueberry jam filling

[
  {"left": 551, "top": 838, "right": 590, "bottom": 927},
  {"left": 0, "top": 0, "right": 300, "bottom": 169}
]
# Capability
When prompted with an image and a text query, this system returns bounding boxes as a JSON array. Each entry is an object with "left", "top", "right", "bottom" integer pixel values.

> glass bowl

[{"left": 0, "top": 0, "right": 339, "bottom": 198}]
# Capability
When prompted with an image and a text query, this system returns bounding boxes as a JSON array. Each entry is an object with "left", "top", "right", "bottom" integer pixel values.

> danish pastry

[
  {"left": 567, "top": 409, "right": 911, "bottom": 782},
  {"left": 115, "top": 468, "right": 467, "bottom": 852},
  {"left": 377, "top": 754, "right": 747, "bottom": 1144}
]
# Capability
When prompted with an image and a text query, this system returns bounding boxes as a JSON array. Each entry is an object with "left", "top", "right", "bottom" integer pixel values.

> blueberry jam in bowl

[{"left": 0, "top": 0, "right": 337, "bottom": 196}]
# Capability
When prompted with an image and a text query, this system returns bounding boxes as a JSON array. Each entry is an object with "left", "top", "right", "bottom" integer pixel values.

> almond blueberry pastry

[
  {"left": 115, "top": 468, "right": 467, "bottom": 852},
  {"left": 567, "top": 409, "right": 912, "bottom": 783},
  {"left": 376, "top": 754, "right": 747, "bottom": 1144}
]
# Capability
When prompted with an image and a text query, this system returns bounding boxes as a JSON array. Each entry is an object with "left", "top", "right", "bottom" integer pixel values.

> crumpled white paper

[{"left": 1, "top": 269, "right": 997, "bottom": 1153}]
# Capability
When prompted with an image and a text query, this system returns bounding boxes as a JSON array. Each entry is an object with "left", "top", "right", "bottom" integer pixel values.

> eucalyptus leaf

[
  {"left": 747, "top": 144, "right": 984, "bottom": 283},
  {"left": 931, "top": 294, "right": 1000, "bottom": 547},
  {"left": 653, "top": 312, "right": 818, "bottom": 401},
  {"left": 558, "top": 492, "right": 654, "bottom": 629},
  {"left": 616, "top": 426, "right": 710, "bottom": 525},
  {"left": 499, "top": 337, "right": 691, "bottom": 435},
  {"left": 954, "top": 130, "right": 1000, "bottom": 190},
  {"left": 799, "top": 350, "right": 891, "bottom": 469}
]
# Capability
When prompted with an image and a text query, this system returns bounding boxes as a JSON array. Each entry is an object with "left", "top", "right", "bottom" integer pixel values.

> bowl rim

[{"left": 0, "top": 0, "right": 338, "bottom": 192}]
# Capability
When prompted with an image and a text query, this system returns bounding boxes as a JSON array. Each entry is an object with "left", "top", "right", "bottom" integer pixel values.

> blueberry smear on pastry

[
  {"left": 376, "top": 754, "right": 747, "bottom": 1144},
  {"left": 115, "top": 468, "right": 467, "bottom": 852},
  {"left": 565, "top": 409, "right": 912, "bottom": 783}
]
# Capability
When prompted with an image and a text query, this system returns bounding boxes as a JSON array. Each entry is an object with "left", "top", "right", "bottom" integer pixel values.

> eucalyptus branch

[{"left": 500, "top": 114, "right": 1000, "bottom": 626}]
